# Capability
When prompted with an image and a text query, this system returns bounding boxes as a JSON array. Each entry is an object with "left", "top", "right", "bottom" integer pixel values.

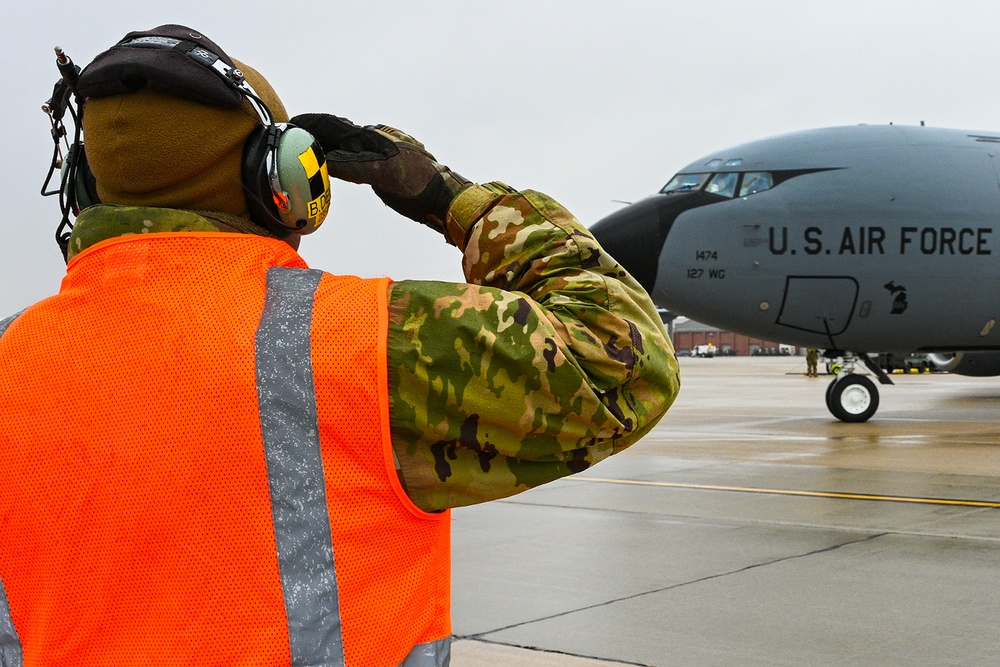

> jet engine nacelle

[{"left": 927, "top": 352, "right": 1000, "bottom": 376}]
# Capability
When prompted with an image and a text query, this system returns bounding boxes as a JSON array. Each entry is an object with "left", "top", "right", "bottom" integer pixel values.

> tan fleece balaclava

[{"left": 81, "top": 61, "right": 288, "bottom": 227}]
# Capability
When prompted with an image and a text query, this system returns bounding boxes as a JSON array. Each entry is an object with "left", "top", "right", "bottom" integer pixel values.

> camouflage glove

[{"left": 290, "top": 113, "right": 472, "bottom": 236}]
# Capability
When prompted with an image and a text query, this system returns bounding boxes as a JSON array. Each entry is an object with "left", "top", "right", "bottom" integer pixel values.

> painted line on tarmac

[{"left": 573, "top": 476, "right": 1000, "bottom": 508}]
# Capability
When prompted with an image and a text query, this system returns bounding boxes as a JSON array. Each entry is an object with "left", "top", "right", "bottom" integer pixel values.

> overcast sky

[{"left": 4, "top": 0, "right": 1000, "bottom": 315}]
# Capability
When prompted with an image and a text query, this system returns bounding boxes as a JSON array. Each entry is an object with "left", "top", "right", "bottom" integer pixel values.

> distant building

[{"left": 670, "top": 319, "right": 797, "bottom": 357}]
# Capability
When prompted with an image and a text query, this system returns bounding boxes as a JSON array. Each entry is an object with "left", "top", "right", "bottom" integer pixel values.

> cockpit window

[
  {"left": 706, "top": 172, "right": 738, "bottom": 198},
  {"left": 739, "top": 172, "right": 773, "bottom": 197},
  {"left": 660, "top": 173, "right": 709, "bottom": 193},
  {"left": 661, "top": 170, "right": 776, "bottom": 197}
]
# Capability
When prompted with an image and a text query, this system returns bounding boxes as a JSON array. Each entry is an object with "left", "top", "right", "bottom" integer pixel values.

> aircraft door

[
  {"left": 775, "top": 276, "right": 859, "bottom": 339},
  {"left": 989, "top": 152, "right": 1000, "bottom": 190}
]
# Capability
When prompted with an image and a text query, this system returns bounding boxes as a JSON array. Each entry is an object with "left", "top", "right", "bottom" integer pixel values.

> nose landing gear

[
  {"left": 824, "top": 353, "right": 893, "bottom": 422},
  {"left": 826, "top": 374, "right": 879, "bottom": 422}
]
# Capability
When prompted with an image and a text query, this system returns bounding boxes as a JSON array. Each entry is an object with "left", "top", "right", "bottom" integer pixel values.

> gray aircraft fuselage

[{"left": 592, "top": 124, "right": 1000, "bottom": 355}]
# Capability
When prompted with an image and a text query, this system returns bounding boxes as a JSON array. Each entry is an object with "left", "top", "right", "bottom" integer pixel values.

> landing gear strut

[{"left": 824, "top": 353, "right": 893, "bottom": 423}]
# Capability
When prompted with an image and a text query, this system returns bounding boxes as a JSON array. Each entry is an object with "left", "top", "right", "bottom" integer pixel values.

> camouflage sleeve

[{"left": 388, "top": 182, "right": 680, "bottom": 512}]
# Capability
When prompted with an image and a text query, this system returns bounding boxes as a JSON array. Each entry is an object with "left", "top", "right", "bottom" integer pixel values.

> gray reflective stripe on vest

[
  {"left": 0, "top": 314, "right": 26, "bottom": 666},
  {"left": 398, "top": 637, "right": 452, "bottom": 667},
  {"left": 0, "top": 320, "right": 25, "bottom": 662},
  {"left": 0, "top": 577, "right": 23, "bottom": 667},
  {"left": 0, "top": 311, "right": 23, "bottom": 339},
  {"left": 256, "top": 267, "right": 345, "bottom": 666}
]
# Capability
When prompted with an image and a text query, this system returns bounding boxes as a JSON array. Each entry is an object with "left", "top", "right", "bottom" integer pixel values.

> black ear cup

[
  {"left": 63, "top": 143, "right": 100, "bottom": 213},
  {"left": 241, "top": 124, "right": 297, "bottom": 237},
  {"left": 241, "top": 124, "right": 331, "bottom": 237}
]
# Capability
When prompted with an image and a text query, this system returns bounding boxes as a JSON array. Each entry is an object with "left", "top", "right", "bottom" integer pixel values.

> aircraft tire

[{"left": 826, "top": 374, "right": 879, "bottom": 423}]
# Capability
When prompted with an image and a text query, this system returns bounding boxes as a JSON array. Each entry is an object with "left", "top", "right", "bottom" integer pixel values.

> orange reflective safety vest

[{"left": 0, "top": 233, "right": 451, "bottom": 667}]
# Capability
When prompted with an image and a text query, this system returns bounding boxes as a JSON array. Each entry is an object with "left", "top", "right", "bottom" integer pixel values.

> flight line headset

[{"left": 42, "top": 25, "right": 332, "bottom": 260}]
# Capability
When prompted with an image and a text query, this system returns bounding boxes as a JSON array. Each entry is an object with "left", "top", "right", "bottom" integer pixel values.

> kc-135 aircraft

[{"left": 590, "top": 124, "right": 1000, "bottom": 422}]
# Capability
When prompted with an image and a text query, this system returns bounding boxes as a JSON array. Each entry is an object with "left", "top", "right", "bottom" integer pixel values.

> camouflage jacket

[
  {"left": 389, "top": 182, "right": 679, "bottom": 510},
  {"left": 62, "top": 184, "right": 680, "bottom": 512}
]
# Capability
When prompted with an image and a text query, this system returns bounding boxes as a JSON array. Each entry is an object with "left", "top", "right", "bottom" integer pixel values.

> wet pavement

[{"left": 450, "top": 357, "right": 1000, "bottom": 666}]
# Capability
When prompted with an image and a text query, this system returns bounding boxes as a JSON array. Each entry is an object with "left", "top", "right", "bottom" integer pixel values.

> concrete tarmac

[{"left": 450, "top": 356, "right": 1000, "bottom": 666}]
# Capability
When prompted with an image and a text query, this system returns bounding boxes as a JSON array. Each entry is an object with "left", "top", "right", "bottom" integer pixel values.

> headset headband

[
  {"left": 113, "top": 36, "right": 275, "bottom": 127},
  {"left": 76, "top": 25, "right": 244, "bottom": 107}
]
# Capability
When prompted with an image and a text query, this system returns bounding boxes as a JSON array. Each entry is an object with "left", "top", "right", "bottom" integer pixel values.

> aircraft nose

[
  {"left": 589, "top": 197, "right": 666, "bottom": 293},
  {"left": 590, "top": 193, "right": 695, "bottom": 293}
]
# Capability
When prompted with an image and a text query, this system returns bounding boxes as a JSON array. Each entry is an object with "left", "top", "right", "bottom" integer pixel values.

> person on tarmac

[
  {"left": 0, "top": 24, "right": 679, "bottom": 667},
  {"left": 806, "top": 347, "right": 820, "bottom": 377}
]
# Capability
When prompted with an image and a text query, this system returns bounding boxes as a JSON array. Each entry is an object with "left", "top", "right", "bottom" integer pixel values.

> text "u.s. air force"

[{"left": 768, "top": 226, "right": 993, "bottom": 256}]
